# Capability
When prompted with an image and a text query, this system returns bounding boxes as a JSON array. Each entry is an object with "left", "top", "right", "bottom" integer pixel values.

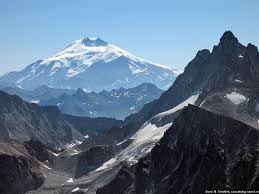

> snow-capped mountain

[{"left": 0, "top": 37, "right": 181, "bottom": 91}]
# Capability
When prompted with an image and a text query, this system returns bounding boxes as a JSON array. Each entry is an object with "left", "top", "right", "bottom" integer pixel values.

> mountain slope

[
  {"left": 126, "top": 31, "right": 259, "bottom": 128},
  {"left": 0, "top": 91, "right": 85, "bottom": 148},
  {"left": 0, "top": 139, "right": 45, "bottom": 194},
  {"left": 98, "top": 105, "right": 259, "bottom": 193},
  {"left": 0, "top": 38, "right": 181, "bottom": 91},
  {"left": 0, "top": 91, "right": 123, "bottom": 148}
]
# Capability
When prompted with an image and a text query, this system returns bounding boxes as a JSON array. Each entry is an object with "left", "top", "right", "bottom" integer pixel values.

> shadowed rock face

[
  {"left": 0, "top": 140, "right": 44, "bottom": 194},
  {"left": 0, "top": 91, "right": 84, "bottom": 149},
  {"left": 125, "top": 31, "right": 259, "bottom": 129},
  {"left": 63, "top": 114, "right": 123, "bottom": 136},
  {"left": 0, "top": 91, "right": 124, "bottom": 149},
  {"left": 98, "top": 105, "right": 259, "bottom": 193},
  {"left": 96, "top": 166, "right": 135, "bottom": 194},
  {"left": 75, "top": 145, "right": 117, "bottom": 178},
  {"left": 24, "top": 140, "right": 57, "bottom": 163},
  {"left": 0, "top": 155, "right": 44, "bottom": 194}
]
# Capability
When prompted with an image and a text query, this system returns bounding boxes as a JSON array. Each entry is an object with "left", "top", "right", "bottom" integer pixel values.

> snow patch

[
  {"left": 133, "top": 122, "right": 172, "bottom": 144},
  {"left": 67, "top": 178, "right": 74, "bottom": 183},
  {"left": 129, "top": 63, "right": 146, "bottom": 74},
  {"left": 199, "top": 100, "right": 206, "bottom": 107},
  {"left": 66, "top": 140, "right": 82, "bottom": 149},
  {"left": 116, "top": 139, "right": 128, "bottom": 146},
  {"left": 52, "top": 151, "right": 60, "bottom": 157},
  {"left": 95, "top": 158, "right": 117, "bottom": 171},
  {"left": 225, "top": 92, "right": 247, "bottom": 105},
  {"left": 72, "top": 187, "right": 80, "bottom": 192},
  {"left": 130, "top": 106, "right": 135, "bottom": 110},
  {"left": 69, "top": 149, "right": 80, "bottom": 156},
  {"left": 30, "top": 100, "right": 40, "bottom": 104},
  {"left": 67, "top": 68, "right": 79, "bottom": 77},
  {"left": 42, "top": 163, "right": 52, "bottom": 170},
  {"left": 75, "top": 140, "right": 82, "bottom": 144},
  {"left": 171, "top": 69, "right": 183, "bottom": 75},
  {"left": 234, "top": 79, "right": 242, "bottom": 83},
  {"left": 155, "top": 93, "right": 200, "bottom": 119}
]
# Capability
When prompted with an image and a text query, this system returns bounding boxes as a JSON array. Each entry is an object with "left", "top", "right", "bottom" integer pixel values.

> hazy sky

[{"left": 0, "top": 0, "right": 259, "bottom": 75}]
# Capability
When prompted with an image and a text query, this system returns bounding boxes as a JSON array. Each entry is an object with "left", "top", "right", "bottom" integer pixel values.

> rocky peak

[
  {"left": 247, "top": 43, "right": 259, "bottom": 54},
  {"left": 220, "top": 30, "right": 238, "bottom": 43},
  {"left": 75, "top": 88, "right": 86, "bottom": 96},
  {"left": 82, "top": 37, "right": 108, "bottom": 47},
  {"left": 216, "top": 31, "right": 243, "bottom": 55},
  {"left": 195, "top": 49, "right": 211, "bottom": 59}
]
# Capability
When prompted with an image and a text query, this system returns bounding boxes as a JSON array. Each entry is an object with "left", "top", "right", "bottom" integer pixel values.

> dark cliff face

[
  {"left": 0, "top": 140, "right": 44, "bottom": 194},
  {"left": 75, "top": 145, "right": 117, "bottom": 178},
  {"left": 0, "top": 91, "right": 125, "bottom": 149},
  {"left": 125, "top": 31, "right": 259, "bottom": 128},
  {"left": 24, "top": 140, "right": 58, "bottom": 163},
  {"left": 99, "top": 105, "right": 259, "bottom": 193},
  {"left": 0, "top": 91, "right": 84, "bottom": 148},
  {"left": 96, "top": 165, "right": 135, "bottom": 194},
  {"left": 63, "top": 114, "right": 123, "bottom": 136}
]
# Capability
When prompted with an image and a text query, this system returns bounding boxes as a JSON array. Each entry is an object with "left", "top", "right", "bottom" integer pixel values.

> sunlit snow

[
  {"left": 72, "top": 187, "right": 80, "bottom": 192},
  {"left": 95, "top": 158, "right": 117, "bottom": 171},
  {"left": 95, "top": 93, "right": 200, "bottom": 170},
  {"left": 234, "top": 79, "right": 242, "bottom": 83},
  {"left": 30, "top": 100, "right": 40, "bottom": 104},
  {"left": 225, "top": 92, "right": 247, "bottom": 105},
  {"left": 66, "top": 178, "right": 74, "bottom": 183},
  {"left": 155, "top": 93, "right": 200, "bottom": 119}
]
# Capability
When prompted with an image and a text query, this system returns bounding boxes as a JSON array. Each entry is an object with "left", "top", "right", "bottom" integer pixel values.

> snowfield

[
  {"left": 95, "top": 93, "right": 199, "bottom": 170},
  {"left": 154, "top": 93, "right": 200, "bottom": 119}
]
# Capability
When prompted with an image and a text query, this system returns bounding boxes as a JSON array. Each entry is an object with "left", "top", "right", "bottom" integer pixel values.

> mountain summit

[
  {"left": 219, "top": 30, "right": 238, "bottom": 43},
  {"left": 81, "top": 37, "right": 108, "bottom": 47},
  {"left": 0, "top": 38, "right": 181, "bottom": 91}
]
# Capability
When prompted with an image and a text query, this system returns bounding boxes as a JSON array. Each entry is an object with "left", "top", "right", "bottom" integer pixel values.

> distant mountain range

[
  {"left": 0, "top": 85, "right": 76, "bottom": 102},
  {"left": 0, "top": 37, "right": 181, "bottom": 91},
  {"left": 1, "top": 83, "right": 163, "bottom": 119}
]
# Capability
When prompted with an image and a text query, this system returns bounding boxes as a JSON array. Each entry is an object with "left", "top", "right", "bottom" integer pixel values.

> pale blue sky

[{"left": 0, "top": 0, "right": 259, "bottom": 75}]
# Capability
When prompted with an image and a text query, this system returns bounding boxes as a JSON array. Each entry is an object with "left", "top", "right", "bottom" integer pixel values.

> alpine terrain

[{"left": 1, "top": 31, "right": 259, "bottom": 194}]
